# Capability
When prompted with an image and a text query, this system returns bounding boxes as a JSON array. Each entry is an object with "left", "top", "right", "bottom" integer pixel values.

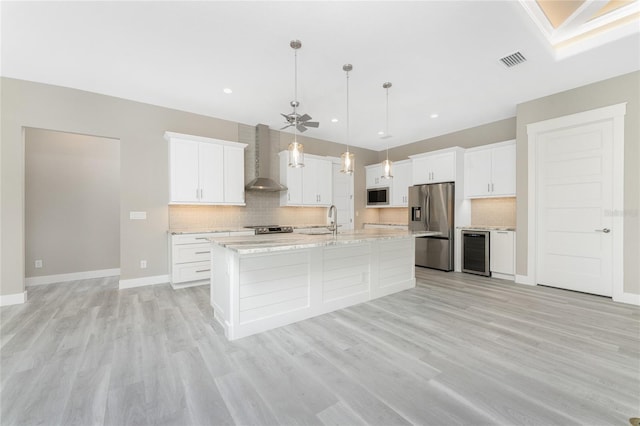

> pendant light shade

[
  {"left": 381, "top": 81, "right": 393, "bottom": 179},
  {"left": 340, "top": 64, "right": 355, "bottom": 174},
  {"left": 288, "top": 140, "right": 304, "bottom": 168}
]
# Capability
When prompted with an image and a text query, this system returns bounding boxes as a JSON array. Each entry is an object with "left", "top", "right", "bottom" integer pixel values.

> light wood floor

[{"left": 1, "top": 268, "right": 639, "bottom": 425}]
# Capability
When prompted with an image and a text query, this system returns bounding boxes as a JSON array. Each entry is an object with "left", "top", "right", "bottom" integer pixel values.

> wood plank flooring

[{"left": 1, "top": 269, "right": 639, "bottom": 425}]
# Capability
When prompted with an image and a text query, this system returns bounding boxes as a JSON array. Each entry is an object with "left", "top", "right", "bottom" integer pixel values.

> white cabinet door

[
  {"left": 411, "top": 156, "right": 431, "bottom": 185},
  {"left": 199, "top": 142, "right": 224, "bottom": 203},
  {"left": 302, "top": 158, "right": 320, "bottom": 205},
  {"left": 315, "top": 158, "right": 333, "bottom": 206},
  {"left": 280, "top": 152, "right": 303, "bottom": 205},
  {"left": 429, "top": 152, "right": 455, "bottom": 183},
  {"left": 464, "top": 149, "right": 492, "bottom": 197},
  {"left": 170, "top": 139, "right": 200, "bottom": 202},
  {"left": 391, "top": 161, "right": 411, "bottom": 206},
  {"left": 490, "top": 144, "right": 516, "bottom": 196},
  {"left": 366, "top": 164, "right": 384, "bottom": 188},
  {"left": 223, "top": 146, "right": 245, "bottom": 204},
  {"left": 490, "top": 230, "right": 514, "bottom": 275}
]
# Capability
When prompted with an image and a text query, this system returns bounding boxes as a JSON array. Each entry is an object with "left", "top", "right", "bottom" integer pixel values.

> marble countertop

[
  {"left": 363, "top": 222, "right": 408, "bottom": 226},
  {"left": 457, "top": 226, "right": 516, "bottom": 231},
  {"left": 169, "top": 224, "right": 333, "bottom": 235},
  {"left": 209, "top": 229, "right": 440, "bottom": 254}
]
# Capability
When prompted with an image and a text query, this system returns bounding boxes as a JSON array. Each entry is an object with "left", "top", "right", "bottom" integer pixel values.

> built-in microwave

[{"left": 367, "top": 187, "right": 389, "bottom": 206}]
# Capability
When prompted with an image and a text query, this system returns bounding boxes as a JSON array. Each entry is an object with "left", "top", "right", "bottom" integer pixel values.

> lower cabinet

[
  {"left": 490, "top": 230, "right": 515, "bottom": 279},
  {"left": 169, "top": 231, "right": 254, "bottom": 289}
]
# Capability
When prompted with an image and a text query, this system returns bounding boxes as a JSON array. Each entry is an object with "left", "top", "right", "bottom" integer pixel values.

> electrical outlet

[
  {"left": 140, "top": 260, "right": 147, "bottom": 269},
  {"left": 35, "top": 259, "right": 43, "bottom": 268}
]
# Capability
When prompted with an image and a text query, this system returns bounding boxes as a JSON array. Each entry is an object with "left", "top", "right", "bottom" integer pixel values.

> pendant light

[
  {"left": 340, "top": 64, "right": 355, "bottom": 174},
  {"left": 381, "top": 82, "right": 393, "bottom": 179},
  {"left": 288, "top": 40, "right": 304, "bottom": 168}
]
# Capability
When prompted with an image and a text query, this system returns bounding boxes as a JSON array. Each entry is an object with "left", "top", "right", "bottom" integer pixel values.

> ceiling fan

[
  {"left": 281, "top": 101, "right": 319, "bottom": 133},
  {"left": 280, "top": 40, "right": 319, "bottom": 133}
]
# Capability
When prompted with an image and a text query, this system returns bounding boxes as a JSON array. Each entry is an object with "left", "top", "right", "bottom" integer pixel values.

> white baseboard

[
  {"left": 0, "top": 291, "right": 28, "bottom": 306},
  {"left": 515, "top": 274, "right": 535, "bottom": 285},
  {"left": 119, "top": 274, "right": 169, "bottom": 289},
  {"left": 25, "top": 268, "right": 120, "bottom": 286},
  {"left": 492, "top": 272, "right": 515, "bottom": 281},
  {"left": 613, "top": 291, "right": 640, "bottom": 306}
]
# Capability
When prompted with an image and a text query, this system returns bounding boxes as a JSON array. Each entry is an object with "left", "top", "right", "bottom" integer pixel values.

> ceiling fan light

[
  {"left": 340, "top": 151, "right": 354, "bottom": 175},
  {"left": 288, "top": 141, "right": 304, "bottom": 168},
  {"left": 381, "top": 158, "right": 393, "bottom": 179}
]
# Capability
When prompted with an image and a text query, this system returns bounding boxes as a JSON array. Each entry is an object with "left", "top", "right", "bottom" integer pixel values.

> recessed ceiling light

[
  {"left": 430, "top": 113, "right": 439, "bottom": 119},
  {"left": 331, "top": 118, "right": 339, "bottom": 123},
  {"left": 378, "top": 130, "right": 385, "bottom": 136},
  {"left": 223, "top": 88, "right": 233, "bottom": 94}
]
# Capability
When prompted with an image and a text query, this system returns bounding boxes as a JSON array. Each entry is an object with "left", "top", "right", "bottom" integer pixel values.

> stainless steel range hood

[{"left": 245, "top": 124, "right": 287, "bottom": 192}]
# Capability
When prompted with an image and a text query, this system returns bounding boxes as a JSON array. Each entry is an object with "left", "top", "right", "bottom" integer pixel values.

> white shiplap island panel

[{"left": 210, "top": 230, "right": 437, "bottom": 340}]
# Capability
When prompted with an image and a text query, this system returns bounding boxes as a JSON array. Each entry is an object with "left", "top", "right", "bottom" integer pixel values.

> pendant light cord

[
  {"left": 346, "top": 69, "right": 350, "bottom": 153},
  {"left": 385, "top": 85, "right": 389, "bottom": 160},
  {"left": 293, "top": 47, "right": 298, "bottom": 142}
]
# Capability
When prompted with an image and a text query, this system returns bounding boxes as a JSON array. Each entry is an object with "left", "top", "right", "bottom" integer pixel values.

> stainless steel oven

[
  {"left": 367, "top": 187, "right": 389, "bottom": 206},
  {"left": 461, "top": 230, "right": 490, "bottom": 276}
]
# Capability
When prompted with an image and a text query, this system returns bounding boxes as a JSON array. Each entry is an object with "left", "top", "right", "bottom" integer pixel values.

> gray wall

[
  {"left": 25, "top": 128, "right": 120, "bottom": 277},
  {"left": 383, "top": 117, "right": 517, "bottom": 162},
  {"left": 516, "top": 71, "right": 640, "bottom": 295},
  {"left": 0, "top": 77, "right": 378, "bottom": 296}
]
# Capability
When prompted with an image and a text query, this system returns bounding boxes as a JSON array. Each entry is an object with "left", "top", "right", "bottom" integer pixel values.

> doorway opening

[{"left": 24, "top": 128, "right": 121, "bottom": 286}]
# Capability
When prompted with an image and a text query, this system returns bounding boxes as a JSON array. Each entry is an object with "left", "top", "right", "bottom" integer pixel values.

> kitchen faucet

[{"left": 327, "top": 205, "right": 338, "bottom": 236}]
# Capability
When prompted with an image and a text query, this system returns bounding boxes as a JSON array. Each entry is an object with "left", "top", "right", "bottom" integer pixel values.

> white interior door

[
  {"left": 332, "top": 163, "right": 354, "bottom": 230},
  {"left": 536, "top": 121, "right": 613, "bottom": 296}
]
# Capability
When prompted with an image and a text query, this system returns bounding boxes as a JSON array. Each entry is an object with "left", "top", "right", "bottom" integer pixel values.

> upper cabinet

[
  {"left": 279, "top": 152, "right": 332, "bottom": 207},
  {"left": 410, "top": 147, "right": 464, "bottom": 185},
  {"left": 365, "top": 164, "right": 386, "bottom": 188},
  {"left": 391, "top": 160, "right": 412, "bottom": 206},
  {"left": 166, "top": 132, "right": 248, "bottom": 205},
  {"left": 464, "top": 140, "right": 516, "bottom": 198}
]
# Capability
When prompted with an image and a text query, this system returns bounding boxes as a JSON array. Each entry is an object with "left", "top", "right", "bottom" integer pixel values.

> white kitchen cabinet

[
  {"left": 366, "top": 164, "right": 386, "bottom": 188},
  {"left": 490, "top": 230, "right": 515, "bottom": 279},
  {"left": 410, "top": 148, "right": 461, "bottom": 185},
  {"left": 169, "top": 230, "right": 254, "bottom": 289},
  {"left": 391, "top": 160, "right": 412, "bottom": 206},
  {"left": 166, "top": 131, "right": 247, "bottom": 205},
  {"left": 464, "top": 140, "right": 516, "bottom": 198},
  {"left": 279, "top": 152, "right": 332, "bottom": 207}
]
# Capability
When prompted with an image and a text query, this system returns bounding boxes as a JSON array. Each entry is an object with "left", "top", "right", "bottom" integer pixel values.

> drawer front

[
  {"left": 172, "top": 261, "right": 211, "bottom": 284},
  {"left": 173, "top": 244, "right": 211, "bottom": 263},
  {"left": 172, "top": 232, "right": 229, "bottom": 245}
]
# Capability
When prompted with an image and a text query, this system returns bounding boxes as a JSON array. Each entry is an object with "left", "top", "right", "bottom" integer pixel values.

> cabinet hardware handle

[
  {"left": 491, "top": 183, "right": 494, "bottom": 192},
  {"left": 195, "top": 251, "right": 209, "bottom": 254},
  {"left": 195, "top": 237, "right": 208, "bottom": 240},
  {"left": 195, "top": 269, "right": 211, "bottom": 273},
  {"left": 595, "top": 228, "right": 611, "bottom": 233},
  {"left": 497, "top": 231, "right": 508, "bottom": 234},
  {"left": 487, "top": 183, "right": 490, "bottom": 192}
]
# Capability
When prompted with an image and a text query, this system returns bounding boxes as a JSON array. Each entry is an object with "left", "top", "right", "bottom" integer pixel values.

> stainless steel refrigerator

[{"left": 408, "top": 183, "right": 454, "bottom": 271}]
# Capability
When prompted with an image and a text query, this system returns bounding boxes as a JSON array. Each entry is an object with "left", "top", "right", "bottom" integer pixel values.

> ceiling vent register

[{"left": 499, "top": 51, "right": 527, "bottom": 67}]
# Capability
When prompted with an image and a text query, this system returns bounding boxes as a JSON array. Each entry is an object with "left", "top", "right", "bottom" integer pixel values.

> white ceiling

[{"left": 2, "top": 1, "right": 639, "bottom": 151}]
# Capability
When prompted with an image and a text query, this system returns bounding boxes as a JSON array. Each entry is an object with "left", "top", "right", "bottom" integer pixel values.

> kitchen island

[{"left": 209, "top": 229, "right": 437, "bottom": 340}]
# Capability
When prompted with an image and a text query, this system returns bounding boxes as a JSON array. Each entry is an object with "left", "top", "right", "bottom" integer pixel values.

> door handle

[{"left": 595, "top": 228, "right": 611, "bottom": 233}]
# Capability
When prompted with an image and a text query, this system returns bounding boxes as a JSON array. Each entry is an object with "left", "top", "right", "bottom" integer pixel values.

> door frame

[{"left": 525, "top": 103, "right": 630, "bottom": 303}]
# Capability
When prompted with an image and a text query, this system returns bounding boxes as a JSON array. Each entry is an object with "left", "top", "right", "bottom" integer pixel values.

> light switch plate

[{"left": 130, "top": 211, "right": 147, "bottom": 220}]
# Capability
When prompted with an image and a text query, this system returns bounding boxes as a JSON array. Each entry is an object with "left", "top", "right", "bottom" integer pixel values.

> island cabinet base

[{"left": 210, "top": 237, "right": 416, "bottom": 340}]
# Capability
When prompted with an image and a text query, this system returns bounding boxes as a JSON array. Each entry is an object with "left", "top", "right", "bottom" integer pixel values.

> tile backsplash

[
  {"left": 169, "top": 191, "right": 328, "bottom": 229},
  {"left": 470, "top": 197, "right": 516, "bottom": 227},
  {"left": 378, "top": 208, "right": 408, "bottom": 225}
]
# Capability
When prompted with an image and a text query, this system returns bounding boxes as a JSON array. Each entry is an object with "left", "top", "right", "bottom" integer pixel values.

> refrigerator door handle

[{"left": 425, "top": 190, "right": 430, "bottom": 229}]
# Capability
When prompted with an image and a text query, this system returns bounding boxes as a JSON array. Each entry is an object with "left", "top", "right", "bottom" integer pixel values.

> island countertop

[{"left": 208, "top": 229, "right": 440, "bottom": 254}]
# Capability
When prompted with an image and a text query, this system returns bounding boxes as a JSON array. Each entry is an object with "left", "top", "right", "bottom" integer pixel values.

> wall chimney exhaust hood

[{"left": 245, "top": 124, "right": 287, "bottom": 192}]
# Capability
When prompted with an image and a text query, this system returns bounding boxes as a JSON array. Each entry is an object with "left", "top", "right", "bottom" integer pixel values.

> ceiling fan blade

[
  {"left": 298, "top": 113, "right": 312, "bottom": 122},
  {"left": 304, "top": 121, "right": 319, "bottom": 128},
  {"left": 296, "top": 124, "right": 307, "bottom": 133},
  {"left": 280, "top": 123, "right": 293, "bottom": 130}
]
